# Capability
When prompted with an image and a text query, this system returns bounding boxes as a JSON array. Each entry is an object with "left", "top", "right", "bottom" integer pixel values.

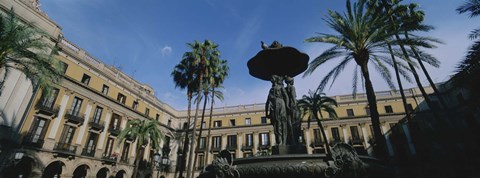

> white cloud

[{"left": 161, "top": 46, "right": 172, "bottom": 56}]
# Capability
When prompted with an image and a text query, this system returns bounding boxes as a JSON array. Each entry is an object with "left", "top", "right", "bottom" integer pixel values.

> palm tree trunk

[
  {"left": 192, "top": 91, "right": 209, "bottom": 174},
  {"left": 404, "top": 32, "right": 448, "bottom": 110},
  {"left": 315, "top": 110, "right": 331, "bottom": 158},
  {"left": 178, "top": 93, "right": 192, "bottom": 178},
  {"left": 359, "top": 63, "right": 387, "bottom": 159},
  {"left": 382, "top": 1, "right": 438, "bottom": 114},
  {"left": 387, "top": 43, "right": 411, "bottom": 120},
  {"left": 187, "top": 75, "right": 203, "bottom": 178},
  {"left": 204, "top": 86, "right": 215, "bottom": 167},
  {"left": 133, "top": 147, "right": 144, "bottom": 178},
  {"left": 394, "top": 33, "right": 438, "bottom": 112}
]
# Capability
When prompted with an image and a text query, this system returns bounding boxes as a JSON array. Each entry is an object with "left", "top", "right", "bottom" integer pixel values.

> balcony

[
  {"left": 64, "top": 109, "right": 85, "bottom": 125},
  {"left": 258, "top": 144, "right": 270, "bottom": 150},
  {"left": 126, "top": 134, "right": 135, "bottom": 141},
  {"left": 88, "top": 118, "right": 104, "bottom": 131},
  {"left": 196, "top": 147, "right": 206, "bottom": 153},
  {"left": 35, "top": 102, "right": 59, "bottom": 117},
  {"left": 226, "top": 144, "right": 237, "bottom": 151},
  {"left": 241, "top": 144, "right": 254, "bottom": 151},
  {"left": 81, "top": 148, "right": 96, "bottom": 157},
  {"left": 53, "top": 142, "right": 77, "bottom": 156},
  {"left": 349, "top": 137, "right": 364, "bottom": 146},
  {"left": 330, "top": 138, "right": 344, "bottom": 146},
  {"left": 310, "top": 139, "right": 324, "bottom": 148},
  {"left": 109, "top": 126, "right": 121, "bottom": 136},
  {"left": 211, "top": 146, "right": 221, "bottom": 152},
  {"left": 22, "top": 134, "right": 44, "bottom": 149},
  {"left": 101, "top": 154, "right": 117, "bottom": 165}
]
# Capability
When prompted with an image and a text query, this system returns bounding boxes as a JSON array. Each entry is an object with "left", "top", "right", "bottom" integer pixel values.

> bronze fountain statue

[{"left": 198, "top": 41, "right": 387, "bottom": 178}]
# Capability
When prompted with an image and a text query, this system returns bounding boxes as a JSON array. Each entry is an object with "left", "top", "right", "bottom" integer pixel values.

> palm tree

[
  {"left": 457, "top": 0, "right": 480, "bottom": 39},
  {"left": 192, "top": 57, "right": 228, "bottom": 172},
  {"left": 374, "top": 0, "right": 443, "bottom": 113},
  {"left": 298, "top": 90, "right": 338, "bottom": 157},
  {"left": 304, "top": 0, "right": 408, "bottom": 158},
  {"left": 0, "top": 9, "right": 63, "bottom": 95},
  {"left": 171, "top": 52, "right": 198, "bottom": 178},
  {"left": 117, "top": 119, "right": 165, "bottom": 178},
  {"left": 186, "top": 40, "right": 220, "bottom": 178},
  {"left": 456, "top": 0, "right": 480, "bottom": 72},
  {"left": 454, "top": 0, "right": 480, "bottom": 97},
  {"left": 203, "top": 59, "right": 228, "bottom": 167}
]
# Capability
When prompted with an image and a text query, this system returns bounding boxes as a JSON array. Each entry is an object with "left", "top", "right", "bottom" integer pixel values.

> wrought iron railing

[
  {"left": 64, "top": 109, "right": 85, "bottom": 124},
  {"left": 81, "top": 148, "right": 96, "bottom": 157},
  {"left": 22, "top": 134, "right": 45, "bottom": 148},
  {"left": 54, "top": 142, "right": 77, "bottom": 155},
  {"left": 88, "top": 118, "right": 105, "bottom": 131}
]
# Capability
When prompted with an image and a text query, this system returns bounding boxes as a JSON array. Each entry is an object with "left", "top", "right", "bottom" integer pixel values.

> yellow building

[{"left": 0, "top": 1, "right": 431, "bottom": 178}]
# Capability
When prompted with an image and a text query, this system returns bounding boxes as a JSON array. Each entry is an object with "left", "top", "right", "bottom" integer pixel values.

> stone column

[
  {"left": 303, "top": 128, "right": 312, "bottom": 154},
  {"left": 221, "top": 134, "right": 227, "bottom": 150},
  {"left": 269, "top": 130, "right": 275, "bottom": 147},
  {"left": 402, "top": 124, "right": 416, "bottom": 155},
  {"left": 47, "top": 94, "right": 70, "bottom": 139},
  {"left": 75, "top": 102, "right": 93, "bottom": 145},
  {"left": 144, "top": 140, "right": 151, "bottom": 160},
  {"left": 341, "top": 124, "right": 349, "bottom": 143},
  {"left": 237, "top": 133, "right": 243, "bottom": 158},
  {"left": 360, "top": 123, "right": 371, "bottom": 150},
  {"left": 381, "top": 123, "right": 394, "bottom": 157},
  {"left": 253, "top": 132, "right": 259, "bottom": 155},
  {"left": 96, "top": 110, "right": 112, "bottom": 157}
]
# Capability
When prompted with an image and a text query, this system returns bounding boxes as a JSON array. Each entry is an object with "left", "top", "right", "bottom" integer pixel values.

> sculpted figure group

[{"left": 265, "top": 75, "right": 302, "bottom": 145}]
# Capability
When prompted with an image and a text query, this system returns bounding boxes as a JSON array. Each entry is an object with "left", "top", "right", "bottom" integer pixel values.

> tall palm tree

[
  {"left": 457, "top": 0, "right": 480, "bottom": 39},
  {"left": 204, "top": 59, "right": 228, "bottom": 167},
  {"left": 186, "top": 40, "right": 220, "bottom": 178},
  {"left": 171, "top": 52, "right": 198, "bottom": 178},
  {"left": 304, "top": 0, "right": 409, "bottom": 158},
  {"left": 374, "top": 0, "right": 443, "bottom": 113},
  {"left": 0, "top": 9, "right": 62, "bottom": 95},
  {"left": 117, "top": 119, "right": 164, "bottom": 178},
  {"left": 192, "top": 57, "right": 228, "bottom": 172},
  {"left": 298, "top": 90, "right": 338, "bottom": 157},
  {"left": 456, "top": 0, "right": 480, "bottom": 72},
  {"left": 399, "top": 3, "right": 447, "bottom": 109},
  {"left": 454, "top": 0, "right": 480, "bottom": 97}
]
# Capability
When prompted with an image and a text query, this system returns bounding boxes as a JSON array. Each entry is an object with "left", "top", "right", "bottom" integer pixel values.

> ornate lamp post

[{"left": 154, "top": 152, "right": 171, "bottom": 178}]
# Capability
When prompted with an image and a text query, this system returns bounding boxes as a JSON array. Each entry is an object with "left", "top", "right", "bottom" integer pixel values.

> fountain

[{"left": 198, "top": 41, "right": 391, "bottom": 178}]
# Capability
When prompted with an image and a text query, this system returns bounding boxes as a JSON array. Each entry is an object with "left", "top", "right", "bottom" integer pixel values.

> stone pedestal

[{"left": 272, "top": 144, "right": 307, "bottom": 155}]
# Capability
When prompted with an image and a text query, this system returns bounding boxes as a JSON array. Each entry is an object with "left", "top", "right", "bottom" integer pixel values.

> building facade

[{"left": 0, "top": 1, "right": 435, "bottom": 178}]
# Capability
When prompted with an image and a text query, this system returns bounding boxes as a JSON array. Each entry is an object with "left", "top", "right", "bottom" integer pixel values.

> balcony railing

[
  {"left": 310, "top": 139, "right": 324, "bottom": 148},
  {"left": 102, "top": 154, "right": 117, "bottom": 164},
  {"left": 35, "top": 102, "right": 59, "bottom": 116},
  {"left": 241, "top": 144, "right": 254, "bottom": 151},
  {"left": 22, "top": 134, "right": 44, "bottom": 148},
  {"left": 109, "top": 126, "right": 121, "bottom": 136},
  {"left": 258, "top": 144, "right": 270, "bottom": 150},
  {"left": 226, "top": 144, "right": 237, "bottom": 151},
  {"left": 53, "top": 142, "right": 77, "bottom": 155},
  {"left": 81, "top": 148, "right": 96, "bottom": 157},
  {"left": 196, "top": 147, "right": 206, "bottom": 152},
  {"left": 211, "top": 146, "right": 221, "bottom": 152},
  {"left": 89, "top": 118, "right": 105, "bottom": 131},
  {"left": 330, "top": 138, "right": 344, "bottom": 146},
  {"left": 349, "top": 137, "right": 364, "bottom": 146},
  {"left": 64, "top": 109, "right": 85, "bottom": 125}
]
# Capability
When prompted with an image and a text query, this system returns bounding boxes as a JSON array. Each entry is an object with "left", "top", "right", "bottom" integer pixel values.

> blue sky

[{"left": 40, "top": 0, "right": 477, "bottom": 110}]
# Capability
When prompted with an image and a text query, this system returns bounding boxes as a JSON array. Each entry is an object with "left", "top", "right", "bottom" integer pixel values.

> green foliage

[
  {"left": 298, "top": 90, "right": 338, "bottom": 128},
  {"left": 304, "top": 0, "right": 411, "bottom": 94},
  {"left": 0, "top": 8, "right": 62, "bottom": 94},
  {"left": 117, "top": 119, "right": 165, "bottom": 151}
]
